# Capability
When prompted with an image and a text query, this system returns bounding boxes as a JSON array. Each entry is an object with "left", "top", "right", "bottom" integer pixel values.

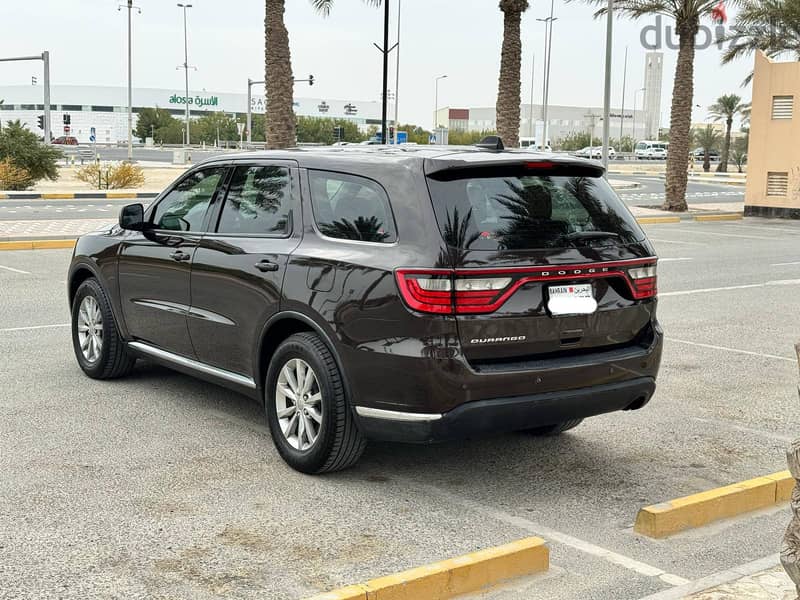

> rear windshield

[{"left": 427, "top": 171, "right": 645, "bottom": 251}]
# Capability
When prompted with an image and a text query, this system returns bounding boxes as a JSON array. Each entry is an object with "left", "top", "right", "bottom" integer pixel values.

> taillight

[
  {"left": 395, "top": 270, "right": 453, "bottom": 314},
  {"left": 628, "top": 265, "right": 658, "bottom": 299}
]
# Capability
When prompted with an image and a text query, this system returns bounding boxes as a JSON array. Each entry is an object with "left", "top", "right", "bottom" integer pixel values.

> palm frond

[{"left": 310, "top": 0, "right": 381, "bottom": 17}]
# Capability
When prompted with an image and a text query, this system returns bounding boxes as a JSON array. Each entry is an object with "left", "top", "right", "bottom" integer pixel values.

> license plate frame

[{"left": 547, "top": 283, "right": 598, "bottom": 316}]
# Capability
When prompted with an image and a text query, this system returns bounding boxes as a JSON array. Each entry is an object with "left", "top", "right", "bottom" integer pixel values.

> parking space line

[
  {"left": 771, "top": 261, "right": 800, "bottom": 267},
  {"left": 402, "top": 479, "right": 690, "bottom": 587},
  {"left": 668, "top": 229, "right": 781, "bottom": 241},
  {"left": 0, "top": 323, "right": 69, "bottom": 333},
  {"left": 648, "top": 238, "right": 709, "bottom": 247},
  {"left": 665, "top": 338, "right": 796, "bottom": 363},
  {"left": 725, "top": 224, "right": 800, "bottom": 235},
  {"left": 660, "top": 279, "right": 800, "bottom": 297},
  {"left": 659, "top": 258, "right": 693, "bottom": 262},
  {"left": 0, "top": 264, "right": 30, "bottom": 274}
]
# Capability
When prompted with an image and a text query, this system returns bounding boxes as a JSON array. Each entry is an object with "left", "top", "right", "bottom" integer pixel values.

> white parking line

[
  {"left": 403, "top": 480, "right": 690, "bottom": 586},
  {"left": 725, "top": 223, "right": 800, "bottom": 235},
  {"left": 771, "top": 261, "right": 800, "bottom": 267},
  {"left": 659, "top": 258, "right": 693, "bottom": 262},
  {"left": 0, "top": 323, "right": 69, "bottom": 333},
  {"left": 648, "top": 238, "right": 709, "bottom": 247},
  {"left": 666, "top": 337, "right": 796, "bottom": 362},
  {"left": 660, "top": 279, "right": 800, "bottom": 297},
  {"left": 0, "top": 264, "right": 30, "bottom": 274},
  {"left": 670, "top": 229, "right": 777, "bottom": 241}
]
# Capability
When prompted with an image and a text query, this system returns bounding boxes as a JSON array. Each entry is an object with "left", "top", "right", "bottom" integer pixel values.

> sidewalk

[{"left": 688, "top": 565, "right": 795, "bottom": 599}]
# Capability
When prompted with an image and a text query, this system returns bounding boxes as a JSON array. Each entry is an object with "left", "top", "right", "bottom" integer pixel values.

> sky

[{"left": 1, "top": 0, "right": 753, "bottom": 130}]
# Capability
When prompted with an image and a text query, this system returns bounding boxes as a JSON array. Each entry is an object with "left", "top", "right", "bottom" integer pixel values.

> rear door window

[
  {"left": 216, "top": 165, "right": 292, "bottom": 236},
  {"left": 427, "top": 170, "right": 645, "bottom": 251},
  {"left": 308, "top": 170, "right": 397, "bottom": 243}
]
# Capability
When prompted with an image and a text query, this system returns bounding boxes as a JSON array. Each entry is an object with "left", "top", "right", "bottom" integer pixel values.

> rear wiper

[{"left": 561, "top": 231, "right": 620, "bottom": 241}]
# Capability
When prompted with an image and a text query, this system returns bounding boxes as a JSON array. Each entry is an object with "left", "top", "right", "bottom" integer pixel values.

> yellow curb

[
  {"left": 303, "top": 537, "right": 549, "bottom": 600},
  {"left": 637, "top": 216, "right": 682, "bottom": 224},
  {"left": 0, "top": 239, "right": 76, "bottom": 251},
  {"left": 0, "top": 193, "right": 7, "bottom": 199},
  {"left": 766, "top": 470, "right": 794, "bottom": 502},
  {"left": 694, "top": 213, "right": 743, "bottom": 222},
  {"left": 41, "top": 193, "right": 75, "bottom": 199},
  {"left": 105, "top": 192, "right": 138, "bottom": 199},
  {"left": 635, "top": 472, "right": 794, "bottom": 539}
]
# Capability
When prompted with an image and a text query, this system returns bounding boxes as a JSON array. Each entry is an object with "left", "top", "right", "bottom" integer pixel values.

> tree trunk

[
  {"left": 265, "top": 0, "right": 295, "bottom": 149},
  {"left": 717, "top": 117, "right": 732, "bottom": 173},
  {"left": 663, "top": 25, "right": 697, "bottom": 212},
  {"left": 495, "top": 6, "right": 523, "bottom": 149},
  {"left": 703, "top": 152, "right": 710, "bottom": 172}
]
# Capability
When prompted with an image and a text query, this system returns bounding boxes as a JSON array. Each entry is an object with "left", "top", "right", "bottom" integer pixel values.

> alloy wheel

[
  {"left": 275, "top": 358, "right": 322, "bottom": 451},
  {"left": 77, "top": 296, "right": 103, "bottom": 363}
]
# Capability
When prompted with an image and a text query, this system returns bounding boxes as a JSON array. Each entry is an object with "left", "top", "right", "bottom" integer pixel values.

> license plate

[{"left": 547, "top": 284, "right": 597, "bottom": 316}]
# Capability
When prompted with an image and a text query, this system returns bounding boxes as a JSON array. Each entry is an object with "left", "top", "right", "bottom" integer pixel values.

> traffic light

[
  {"left": 37, "top": 115, "right": 44, "bottom": 130},
  {"left": 389, "top": 125, "right": 395, "bottom": 141},
  {"left": 308, "top": 74, "right": 314, "bottom": 86},
  {"left": 63, "top": 114, "right": 71, "bottom": 125}
]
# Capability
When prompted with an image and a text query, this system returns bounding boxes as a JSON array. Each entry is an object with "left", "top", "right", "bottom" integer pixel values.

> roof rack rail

[{"left": 474, "top": 136, "right": 505, "bottom": 151}]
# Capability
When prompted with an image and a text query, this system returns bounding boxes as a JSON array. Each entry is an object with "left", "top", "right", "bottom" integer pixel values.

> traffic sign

[{"left": 89, "top": 127, "right": 96, "bottom": 143}]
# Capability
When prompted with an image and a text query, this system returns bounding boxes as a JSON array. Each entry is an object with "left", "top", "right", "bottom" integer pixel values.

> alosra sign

[{"left": 168, "top": 94, "right": 219, "bottom": 107}]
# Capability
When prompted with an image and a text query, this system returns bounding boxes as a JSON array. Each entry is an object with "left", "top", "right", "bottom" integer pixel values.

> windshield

[{"left": 427, "top": 171, "right": 646, "bottom": 251}]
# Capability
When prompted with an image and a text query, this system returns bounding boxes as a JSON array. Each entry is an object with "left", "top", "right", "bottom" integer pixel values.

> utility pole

[
  {"left": 601, "top": 0, "right": 614, "bottom": 171},
  {"left": 177, "top": 3, "right": 193, "bottom": 147},
  {"left": 537, "top": 0, "right": 556, "bottom": 151},
  {"left": 393, "top": 0, "right": 401, "bottom": 141},
  {"left": 247, "top": 77, "right": 254, "bottom": 145},
  {"left": 619, "top": 45, "right": 628, "bottom": 144},
  {"left": 528, "top": 52, "right": 535, "bottom": 139},
  {"left": 119, "top": 1, "right": 140, "bottom": 161},
  {"left": 434, "top": 75, "right": 447, "bottom": 130},
  {"left": 378, "top": 0, "right": 391, "bottom": 144}
]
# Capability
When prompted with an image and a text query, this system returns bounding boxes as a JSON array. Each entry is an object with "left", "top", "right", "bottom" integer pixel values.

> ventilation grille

[
  {"left": 772, "top": 96, "right": 794, "bottom": 119},
  {"left": 767, "top": 172, "right": 789, "bottom": 197}
]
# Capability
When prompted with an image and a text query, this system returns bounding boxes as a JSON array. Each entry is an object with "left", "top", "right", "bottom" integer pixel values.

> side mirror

[{"left": 119, "top": 203, "right": 147, "bottom": 231}]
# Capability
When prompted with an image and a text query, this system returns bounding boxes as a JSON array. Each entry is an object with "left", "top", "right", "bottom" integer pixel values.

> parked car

[
  {"left": 692, "top": 148, "right": 720, "bottom": 161},
  {"left": 635, "top": 141, "right": 669, "bottom": 160},
  {"left": 575, "top": 146, "right": 616, "bottom": 160},
  {"left": 68, "top": 144, "right": 662, "bottom": 473},
  {"left": 53, "top": 136, "right": 79, "bottom": 145}
]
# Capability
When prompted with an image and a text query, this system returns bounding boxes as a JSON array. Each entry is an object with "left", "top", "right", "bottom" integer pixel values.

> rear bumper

[{"left": 355, "top": 377, "right": 656, "bottom": 443}]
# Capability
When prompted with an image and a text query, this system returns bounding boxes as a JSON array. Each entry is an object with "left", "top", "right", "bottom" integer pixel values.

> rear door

[
  {"left": 188, "top": 160, "right": 301, "bottom": 377},
  {"left": 425, "top": 162, "right": 657, "bottom": 365}
]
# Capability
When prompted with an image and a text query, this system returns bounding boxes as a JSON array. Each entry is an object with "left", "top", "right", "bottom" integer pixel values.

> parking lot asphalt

[{"left": 1, "top": 218, "right": 799, "bottom": 600}]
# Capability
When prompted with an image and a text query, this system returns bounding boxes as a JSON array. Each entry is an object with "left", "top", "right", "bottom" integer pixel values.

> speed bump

[
  {"left": 635, "top": 470, "right": 793, "bottom": 538},
  {"left": 303, "top": 537, "right": 549, "bottom": 600}
]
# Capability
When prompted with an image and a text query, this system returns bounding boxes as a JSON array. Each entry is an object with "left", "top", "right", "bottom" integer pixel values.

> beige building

[{"left": 745, "top": 52, "right": 800, "bottom": 218}]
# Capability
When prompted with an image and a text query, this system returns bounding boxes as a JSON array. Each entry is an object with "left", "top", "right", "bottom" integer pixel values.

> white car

[{"left": 575, "top": 147, "right": 616, "bottom": 160}]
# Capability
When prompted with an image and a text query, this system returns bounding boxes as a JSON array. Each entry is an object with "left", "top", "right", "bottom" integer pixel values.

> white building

[
  {"left": 435, "top": 103, "right": 648, "bottom": 145},
  {"left": 0, "top": 84, "right": 389, "bottom": 144}
]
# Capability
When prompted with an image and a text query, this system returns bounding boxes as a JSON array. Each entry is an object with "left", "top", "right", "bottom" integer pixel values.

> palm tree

[
  {"left": 576, "top": 0, "right": 741, "bottom": 212},
  {"left": 496, "top": 0, "right": 530, "bottom": 149},
  {"left": 708, "top": 94, "right": 747, "bottom": 173},
  {"left": 694, "top": 125, "right": 722, "bottom": 173},
  {"left": 721, "top": 0, "right": 800, "bottom": 84},
  {"left": 264, "top": 0, "right": 381, "bottom": 149}
]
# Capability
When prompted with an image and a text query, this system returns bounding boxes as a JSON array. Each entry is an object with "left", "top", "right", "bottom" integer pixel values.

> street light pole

[
  {"left": 528, "top": 52, "right": 535, "bottom": 139},
  {"left": 177, "top": 3, "right": 193, "bottom": 148},
  {"left": 601, "top": 0, "right": 614, "bottom": 171},
  {"left": 41, "top": 52, "right": 51, "bottom": 144},
  {"left": 632, "top": 87, "right": 645, "bottom": 151},
  {"left": 619, "top": 45, "right": 628, "bottom": 144},
  {"left": 119, "top": 1, "right": 140, "bottom": 161},
  {"left": 537, "top": 0, "right": 556, "bottom": 151},
  {"left": 434, "top": 74, "right": 447, "bottom": 131},
  {"left": 393, "top": 0, "right": 401, "bottom": 141}
]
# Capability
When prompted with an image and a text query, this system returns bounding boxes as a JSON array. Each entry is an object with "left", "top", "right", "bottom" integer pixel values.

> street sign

[
  {"left": 89, "top": 127, "right": 96, "bottom": 143},
  {"left": 396, "top": 131, "right": 408, "bottom": 145},
  {"left": 428, "top": 134, "right": 436, "bottom": 144}
]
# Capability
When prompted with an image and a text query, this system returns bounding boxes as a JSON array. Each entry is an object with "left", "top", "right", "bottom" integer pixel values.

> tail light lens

[
  {"left": 396, "top": 260, "right": 657, "bottom": 314},
  {"left": 628, "top": 265, "right": 658, "bottom": 299}
]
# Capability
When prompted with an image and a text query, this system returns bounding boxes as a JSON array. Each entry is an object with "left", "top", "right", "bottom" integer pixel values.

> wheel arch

[{"left": 255, "top": 311, "right": 352, "bottom": 403}]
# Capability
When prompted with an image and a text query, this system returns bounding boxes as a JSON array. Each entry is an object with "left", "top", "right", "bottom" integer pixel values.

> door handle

[
  {"left": 169, "top": 250, "right": 190, "bottom": 262},
  {"left": 254, "top": 259, "right": 280, "bottom": 272}
]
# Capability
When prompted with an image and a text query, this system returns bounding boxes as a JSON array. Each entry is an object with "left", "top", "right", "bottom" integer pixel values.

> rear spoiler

[{"left": 424, "top": 157, "right": 606, "bottom": 180}]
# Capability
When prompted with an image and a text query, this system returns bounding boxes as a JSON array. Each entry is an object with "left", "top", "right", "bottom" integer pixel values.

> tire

[
  {"left": 526, "top": 419, "right": 584, "bottom": 437},
  {"left": 71, "top": 277, "right": 136, "bottom": 379},
  {"left": 265, "top": 332, "right": 366, "bottom": 474}
]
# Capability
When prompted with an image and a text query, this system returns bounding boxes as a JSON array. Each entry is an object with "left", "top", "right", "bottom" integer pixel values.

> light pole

[
  {"left": 537, "top": 1, "right": 556, "bottom": 150},
  {"left": 632, "top": 87, "right": 645, "bottom": 151},
  {"left": 393, "top": 0, "right": 401, "bottom": 141},
  {"left": 601, "top": 0, "right": 614, "bottom": 171},
  {"left": 0, "top": 53, "right": 51, "bottom": 143},
  {"left": 177, "top": 3, "right": 193, "bottom": 148},
  {"left": 619, "top": 45, "right": 628, "bottom": 144},
  {"left": 528, "top": 52, "right": 535, "bottom": 139},
  {"left": 119, "top": 1, "right": 140, "bottom": 161},
  {"left": 434, "top": 74, "right": 447, "bottom": 130}
]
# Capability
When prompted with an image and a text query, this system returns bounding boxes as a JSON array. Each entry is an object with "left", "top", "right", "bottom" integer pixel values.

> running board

[{"left": 127, "top": 341, "right": 256, "bottom": 389}]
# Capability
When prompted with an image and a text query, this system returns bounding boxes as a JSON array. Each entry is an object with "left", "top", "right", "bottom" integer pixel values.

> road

[
  {"left": 0, "top": 174, "right": 743, "bottom": 222},
  {"left": 1, "top": 218, "right": 798, "bottom": 599}
]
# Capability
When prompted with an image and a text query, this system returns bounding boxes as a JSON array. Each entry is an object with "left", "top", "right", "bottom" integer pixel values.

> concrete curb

[
  {"left": 694, "top": 213, "right": 744, "bottom": 222},
  {"left": 634, "top": 471, "right": 793, "bottom": 539},
  {"left": 302, "top": 537, "right": 549, "bottom": 600},
  {"left": 0, "top": 239, "right": 77, "bottom": 251},
  {"left": 0, "top": 192, "right": 159, "bottom": 200},
  {"left": 635, "top": 213, "right": 742, "bottom": 225}
]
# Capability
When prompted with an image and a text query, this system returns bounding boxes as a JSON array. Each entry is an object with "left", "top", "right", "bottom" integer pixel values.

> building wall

[{"left": 745, "top": 52, "right": 800, "bottom": 217}]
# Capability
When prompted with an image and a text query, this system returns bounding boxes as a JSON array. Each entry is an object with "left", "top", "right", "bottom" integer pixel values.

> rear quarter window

[
  {"left": 427, "top": 169, "right": 645, "bottom": 251},
  {"left": 308, "top": 170, "right": 397, "bottom": 243}
]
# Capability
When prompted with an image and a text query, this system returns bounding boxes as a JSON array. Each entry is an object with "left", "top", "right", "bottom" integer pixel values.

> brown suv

[{"left": 67, "top": 143, "right": 662, "bottom": 473}]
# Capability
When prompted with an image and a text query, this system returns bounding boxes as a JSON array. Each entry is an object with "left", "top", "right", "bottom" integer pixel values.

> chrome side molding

[
  {"left": 354, "top": 406, "right": 442, "bottom": 422},
  {"left": 128, "top": 341, "right": 256, "bottom": 389}
]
